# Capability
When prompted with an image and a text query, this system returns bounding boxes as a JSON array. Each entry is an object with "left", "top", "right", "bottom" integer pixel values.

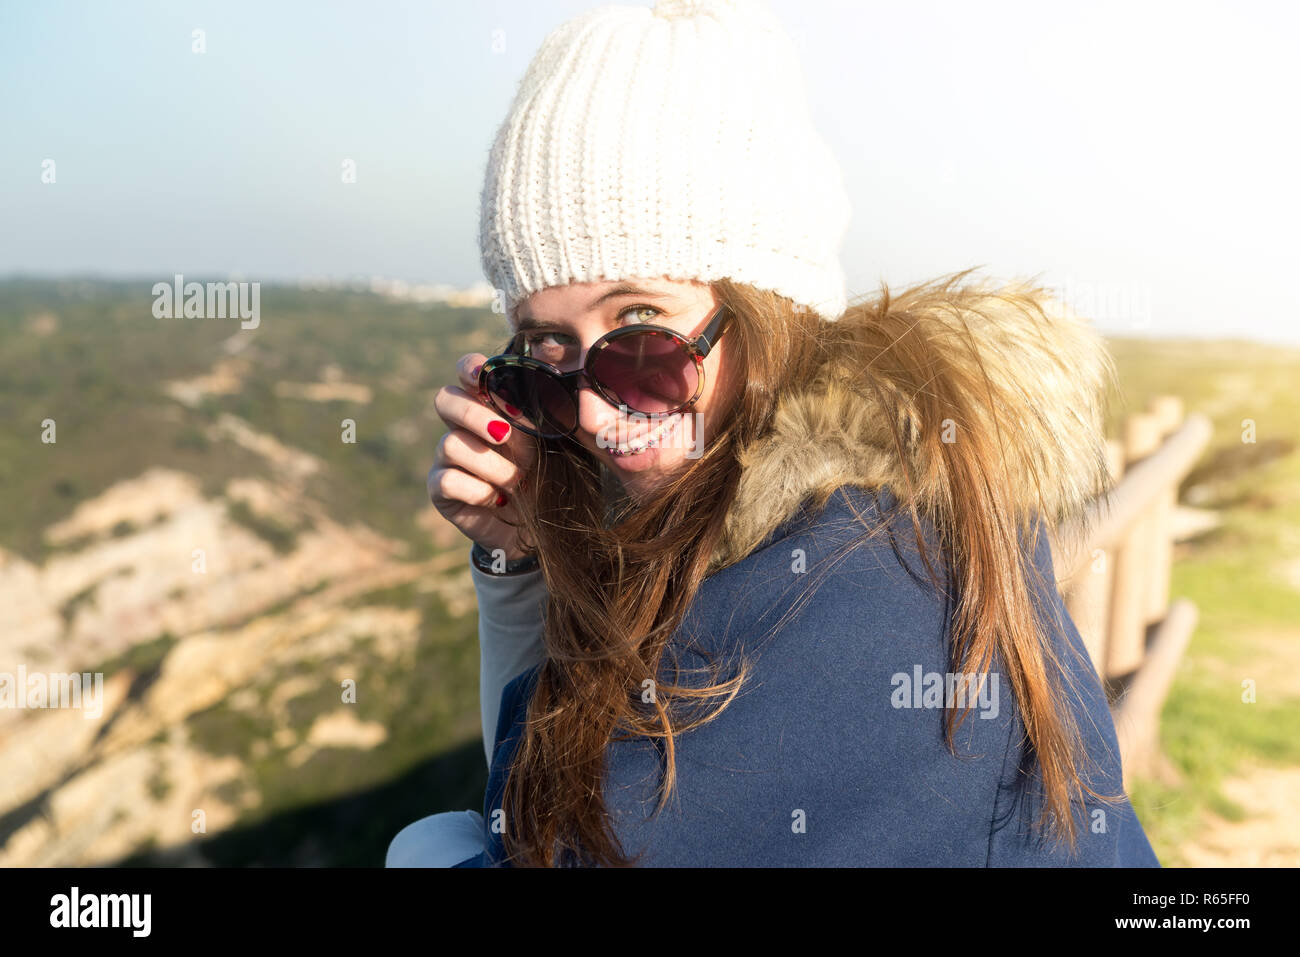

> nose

[{"left": 575, "top": 376, "right": 624, "bottom": 441}]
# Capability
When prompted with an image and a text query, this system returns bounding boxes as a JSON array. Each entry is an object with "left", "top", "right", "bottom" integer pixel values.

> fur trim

[{"left": 707, "top": 276, "right": 1115, "bottom": 574}]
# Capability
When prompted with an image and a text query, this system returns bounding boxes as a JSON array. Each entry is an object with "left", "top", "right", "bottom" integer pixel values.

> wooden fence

[{"left": 1049, "top": 396, "right": 1213, "bottom": 790}]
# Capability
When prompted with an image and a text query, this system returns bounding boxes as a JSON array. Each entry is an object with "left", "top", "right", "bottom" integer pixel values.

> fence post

[
  {"left": 1065, "top": 438, "right": 1126, "bottom": 679},
  {"left": 1113, "top": 598, "right": 1199, "bottom": 789},
  {"left": 1144, "top": 395, "right": 1185, "bottom": 625},
  {"left": 1105, "top": 412, "right": 1163, "bottom": 679}
]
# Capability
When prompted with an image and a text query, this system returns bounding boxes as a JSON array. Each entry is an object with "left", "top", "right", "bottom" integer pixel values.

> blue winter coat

[{"left": 454, "top": 484, "right": 1159, "bottom": 867}]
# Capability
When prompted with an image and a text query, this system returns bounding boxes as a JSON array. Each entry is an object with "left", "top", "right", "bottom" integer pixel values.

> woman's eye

[
  {"left": 522, "top": 331, "right": 574, "bottom": 359},
  {"left": 621, "top": 305, "right": 661, "bottom": 324},
  {"left": 520, "top": 306, "right": 660, "bottom": 360},
  {"left": 523, "top": 331, "right": 570, "bottom": 347}
]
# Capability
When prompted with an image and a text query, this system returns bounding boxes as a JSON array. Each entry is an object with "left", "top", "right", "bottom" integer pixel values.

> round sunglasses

[{"left": 477, "top": 303, "right": 734, "bottom": 439}]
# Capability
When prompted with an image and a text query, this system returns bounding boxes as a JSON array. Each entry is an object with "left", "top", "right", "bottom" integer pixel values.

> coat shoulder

[
  {"left": 669, "top": 483, "right": 1158, "bottom": 866},
  {"left": 987, "top": 527, "right": 1161, "bottom": 866}
]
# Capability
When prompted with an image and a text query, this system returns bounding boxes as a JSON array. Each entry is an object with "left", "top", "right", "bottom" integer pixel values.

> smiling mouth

[{"left": 603, "top": 413, "right": 684, "bottom": 457}]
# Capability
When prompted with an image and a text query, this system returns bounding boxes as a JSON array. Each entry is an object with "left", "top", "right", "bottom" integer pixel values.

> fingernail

[
  {"left": 495, "top": 492, "right": 508, "bottom": 507},
  {"left": 488, "top": 420, "right": 510, "bottom": 442}
]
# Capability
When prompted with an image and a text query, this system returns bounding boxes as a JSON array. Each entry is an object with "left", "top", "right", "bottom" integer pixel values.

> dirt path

[{"left": 1178, "top": 763, "right": 1300, "bottom": 866}]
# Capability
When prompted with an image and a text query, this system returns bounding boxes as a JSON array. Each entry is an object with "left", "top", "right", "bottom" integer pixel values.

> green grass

[{"left": 1107, "top": 335, "right": 1300, "bottom": 865}]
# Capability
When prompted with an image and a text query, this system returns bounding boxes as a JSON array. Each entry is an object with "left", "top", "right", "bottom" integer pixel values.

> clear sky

[{"left": 3, "top": 0, "right": 1297, "bottom": 343}]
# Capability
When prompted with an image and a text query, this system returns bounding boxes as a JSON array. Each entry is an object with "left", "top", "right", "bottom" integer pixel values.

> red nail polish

[
  {"left": 488, "top": 420, "right": 510, "bottom": 442},
  {"left": 496, "top": 492, "right": 508, "bottom": 507}
]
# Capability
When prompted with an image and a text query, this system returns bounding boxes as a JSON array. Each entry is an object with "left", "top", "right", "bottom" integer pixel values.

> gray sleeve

[{"left": 470, "top": 551, "right": 548, "bottom": 767}]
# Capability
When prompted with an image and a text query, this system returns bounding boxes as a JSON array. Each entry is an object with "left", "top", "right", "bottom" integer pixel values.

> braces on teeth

[{"left": 607, "top": 415, "right": 682, "bottom": 455}]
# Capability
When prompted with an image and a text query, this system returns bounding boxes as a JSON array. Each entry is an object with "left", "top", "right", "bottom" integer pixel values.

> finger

[
  {"left": 434, "top": 385, "right": 520, "bottom": 451},
  {"left": 428, "top": 464, "right": 507, "bottom": 510},
  {"left": 437, "top": 428, "right": 526, "bottom": 491},
  {"left": 456, "top": 354, "right": 536, "bottom": 464},
  {"left": 457, "top": 353, "right": 491, "bottom": 395}
]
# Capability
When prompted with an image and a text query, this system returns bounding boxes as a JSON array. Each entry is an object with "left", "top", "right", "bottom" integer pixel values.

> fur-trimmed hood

[{"left": 706, "top": 275, "right": 1116, "bottom": 575}]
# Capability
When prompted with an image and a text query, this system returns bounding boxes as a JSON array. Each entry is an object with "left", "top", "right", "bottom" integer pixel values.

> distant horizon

[{"left": 5, "top": 270, "right": 1299, "bottom": 350}]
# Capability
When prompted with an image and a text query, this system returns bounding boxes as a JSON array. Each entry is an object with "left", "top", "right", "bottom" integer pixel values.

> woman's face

[{"left": 511, "top": 277, "right": 735, "bottom": 501}]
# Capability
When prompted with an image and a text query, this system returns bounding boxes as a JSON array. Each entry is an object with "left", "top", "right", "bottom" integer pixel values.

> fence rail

[{"left": 1049, "top": 396, "right": 1213, "bottom": 789}]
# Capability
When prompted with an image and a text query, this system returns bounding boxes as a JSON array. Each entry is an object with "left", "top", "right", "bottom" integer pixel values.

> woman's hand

[{"left": 429, "top": 353, "right": 537, "bottom": 562}]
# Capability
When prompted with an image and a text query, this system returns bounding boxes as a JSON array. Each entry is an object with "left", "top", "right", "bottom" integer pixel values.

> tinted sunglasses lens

[
  {"left": 589, "top": 330, "right": 697, "bottom": 414},
  {"left": 483, "top": 365, "right": 575, "bottom": 437}
]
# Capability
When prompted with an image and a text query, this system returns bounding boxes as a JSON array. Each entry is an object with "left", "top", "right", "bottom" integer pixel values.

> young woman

[{"left": 386, "top": 0, "right": 1160, "bottom": 867}]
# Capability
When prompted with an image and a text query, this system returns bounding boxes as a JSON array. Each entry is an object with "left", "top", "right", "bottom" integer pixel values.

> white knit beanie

[{"left": 478, "top": 0, "right": 852, "bottom": 324}]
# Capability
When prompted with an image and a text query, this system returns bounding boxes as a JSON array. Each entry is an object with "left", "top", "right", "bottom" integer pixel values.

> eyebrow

[{"left": 514, "top": 284, "right": 675, "bottom": 330}]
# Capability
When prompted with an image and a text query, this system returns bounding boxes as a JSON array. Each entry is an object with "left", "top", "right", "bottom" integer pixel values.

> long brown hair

[{"left": 498, "top": 269, "right": 1125, "bottom": 866}]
